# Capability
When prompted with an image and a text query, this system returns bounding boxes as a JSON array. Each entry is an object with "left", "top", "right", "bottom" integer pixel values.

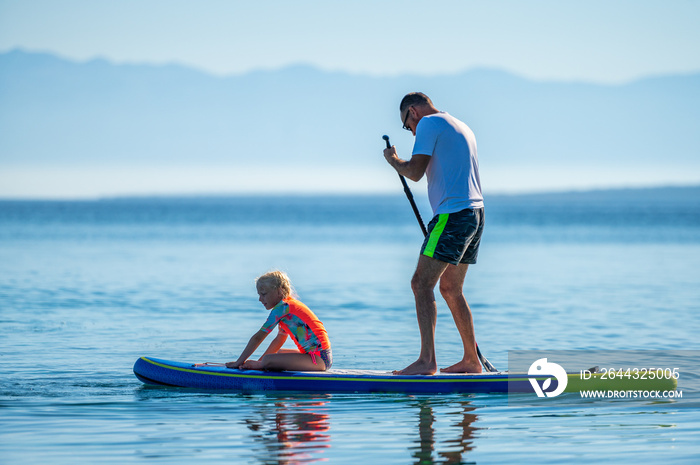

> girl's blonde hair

[{"left": 255, "top": 270, "right": 294, "bottom": 299}]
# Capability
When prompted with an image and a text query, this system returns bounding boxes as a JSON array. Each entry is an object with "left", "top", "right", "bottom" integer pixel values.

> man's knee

[
  {"left": 439, "top": 278, "right": 462, "bottom": 301},
  {"left": 411, "top": 272, "right": 434, "bottom": 295},
  {"left": 412, "top": 256, "right": 449, "bottom": 296}
]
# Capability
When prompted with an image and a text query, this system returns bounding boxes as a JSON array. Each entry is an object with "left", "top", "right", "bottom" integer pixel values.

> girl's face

[{"left": 257, "top": 282, "right": 284, "bottom": 310}]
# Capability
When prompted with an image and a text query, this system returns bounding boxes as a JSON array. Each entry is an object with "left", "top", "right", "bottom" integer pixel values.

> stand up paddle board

[{"left": 134, "top": 357, "right": 677, "bottom": 395}]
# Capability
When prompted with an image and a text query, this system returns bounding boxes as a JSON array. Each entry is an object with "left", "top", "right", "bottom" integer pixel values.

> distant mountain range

[{"left": 1, "top": 49, "right": 698, "bottom": 197}]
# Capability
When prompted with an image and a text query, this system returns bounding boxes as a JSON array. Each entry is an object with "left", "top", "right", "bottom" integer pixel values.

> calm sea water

[{"left": 1, "top": 188, "right": 699, "bottom": 464}]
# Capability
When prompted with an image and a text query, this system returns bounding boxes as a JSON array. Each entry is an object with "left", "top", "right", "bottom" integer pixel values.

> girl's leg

[
  {"left": 260, "top": 353, "right": 326, "bottom": 371},
  {"left": 241, "top": 348, "right": 303, "bottom": 369}
]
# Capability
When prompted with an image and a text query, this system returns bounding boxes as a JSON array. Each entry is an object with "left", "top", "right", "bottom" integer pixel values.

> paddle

[
  {"left": 382, "top": 134, "right": 497, "bottom": 373},
  {"left": 383, "top": 135, "right": 428, "bottom": 236}
]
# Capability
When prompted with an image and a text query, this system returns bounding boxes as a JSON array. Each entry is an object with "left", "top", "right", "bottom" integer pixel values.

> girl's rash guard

[{"left": 259, "top": 297, "right": 331, "bottom": 353}]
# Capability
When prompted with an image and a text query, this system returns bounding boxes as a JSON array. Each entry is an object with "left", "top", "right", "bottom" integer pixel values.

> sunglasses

[{"left": 402, "top": 107, "right": 412, "bottom": 131}]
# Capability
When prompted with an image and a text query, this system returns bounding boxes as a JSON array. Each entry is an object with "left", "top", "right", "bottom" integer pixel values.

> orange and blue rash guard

[{"left": 260, "top": 297, "right": 331, "bottom": 354}]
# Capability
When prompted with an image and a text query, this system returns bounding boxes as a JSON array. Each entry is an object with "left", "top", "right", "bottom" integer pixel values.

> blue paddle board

[
  {"left": 133, "top": 356, "right": 677, "bottom": 394},
  {"left": 134, "top": 356, "right": 519, "bottom": 393}
]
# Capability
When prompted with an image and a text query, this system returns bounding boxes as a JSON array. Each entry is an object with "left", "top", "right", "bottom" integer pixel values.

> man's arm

[{"left": 383, "top": 147, "right": 431, "bottom": 182}]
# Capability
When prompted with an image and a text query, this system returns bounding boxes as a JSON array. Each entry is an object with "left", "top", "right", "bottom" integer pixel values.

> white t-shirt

[{"left": 412, "top": 112, "right": 483, "bottom": 215}]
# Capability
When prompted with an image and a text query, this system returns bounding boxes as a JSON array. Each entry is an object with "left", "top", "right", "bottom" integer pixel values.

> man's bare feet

[
  {"left": 440, "top": 360, "right": 482, "bottom": 374},
  {"left": 393, "top": 359, "right": 438, "bottom": 376}
]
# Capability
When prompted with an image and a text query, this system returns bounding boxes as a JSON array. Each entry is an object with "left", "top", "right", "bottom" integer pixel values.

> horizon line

[{"left": 1, "top": 183, "right": 698, "bottom": 203}]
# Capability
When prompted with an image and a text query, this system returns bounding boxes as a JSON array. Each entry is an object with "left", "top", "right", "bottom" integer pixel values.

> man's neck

[{"left": 415, "top": 105, "right": 439, "bottom": 119}]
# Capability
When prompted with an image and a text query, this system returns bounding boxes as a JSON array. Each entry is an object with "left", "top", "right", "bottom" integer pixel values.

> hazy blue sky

[
  {"left": 2, "top": 0, "right": 699, "bottom": 83},
  {"left": 1, "top": 1, "right": 699, "bottom": 198}
]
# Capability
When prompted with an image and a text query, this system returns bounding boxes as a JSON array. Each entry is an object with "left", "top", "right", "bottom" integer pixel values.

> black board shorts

[{"left": 420, "top": 207, "right": 485, "bottom": 265}]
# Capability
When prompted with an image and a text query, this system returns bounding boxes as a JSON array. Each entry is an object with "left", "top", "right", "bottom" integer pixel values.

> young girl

[{"left": 226, "top": 271, "right": 332, "bottom": 371}]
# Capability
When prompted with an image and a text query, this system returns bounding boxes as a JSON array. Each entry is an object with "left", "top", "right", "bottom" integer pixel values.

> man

[{"left": 383, "top": 92, "right": 484, "bottom": 375}]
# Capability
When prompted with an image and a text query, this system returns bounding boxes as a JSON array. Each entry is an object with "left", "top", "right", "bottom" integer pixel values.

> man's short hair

[{"left": 400, "top": 92, "right": 434, "bottom": 113}]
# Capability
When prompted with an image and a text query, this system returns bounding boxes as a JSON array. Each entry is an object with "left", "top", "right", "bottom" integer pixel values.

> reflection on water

[
  {"left": 244, "top": 396, "right": 332, "bottom": 464},
  {"left": 240, "top": 395, "right": 480, "bottom": 465},
  {"left": 410, "top": 399, "right": 479, "bottom": 465}
]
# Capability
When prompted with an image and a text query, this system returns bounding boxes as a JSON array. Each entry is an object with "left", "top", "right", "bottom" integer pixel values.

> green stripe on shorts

[{"left": 423, "top": 213, "right": 449, "bottom": 258}]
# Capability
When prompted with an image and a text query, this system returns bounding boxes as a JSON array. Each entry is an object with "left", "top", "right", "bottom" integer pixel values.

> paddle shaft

[
  {"left": 382, "top": 135, "right": 497, "bottom": 373},
  {"left": 383, "top": 136, "right": 428, "bottom": 236}
]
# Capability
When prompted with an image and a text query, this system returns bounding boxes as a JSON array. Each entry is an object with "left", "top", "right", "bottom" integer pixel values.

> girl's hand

[
  {"left": 241, "top": 360, "right": 264, "bottom": 370},
  {"left": 225, "top": 361, "right": 242, "bottom": 369}
]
